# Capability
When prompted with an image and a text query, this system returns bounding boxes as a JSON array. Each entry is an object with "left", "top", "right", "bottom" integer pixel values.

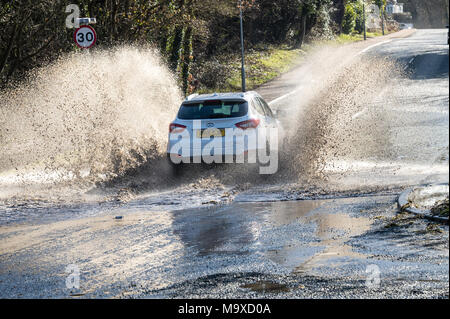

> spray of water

[
  {"left": 281, "top": 56, "right": 402, "bottom": 183},
  {"left": 0, "top": 46, "right": 182, "bottom": 197},
  {"left": 0, "top": 42, "right": 404, "bottom": 204},
  {"left": 249, "top": 40, "right": 405, "bottom": 195}
]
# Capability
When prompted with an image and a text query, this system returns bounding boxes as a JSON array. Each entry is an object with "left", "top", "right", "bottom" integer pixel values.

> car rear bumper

[{"left": 167, "top": 150, "right": 258, "bottom": 164}]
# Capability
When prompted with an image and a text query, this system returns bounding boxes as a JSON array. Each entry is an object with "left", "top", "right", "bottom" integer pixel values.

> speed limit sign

[{"left": 74, "top": 25, "right": 97, "bottom": 49}]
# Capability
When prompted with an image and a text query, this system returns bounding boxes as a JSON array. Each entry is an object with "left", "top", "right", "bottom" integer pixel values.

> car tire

[{"left": 167, "top": 158, "right": 184, "bottom": 177}]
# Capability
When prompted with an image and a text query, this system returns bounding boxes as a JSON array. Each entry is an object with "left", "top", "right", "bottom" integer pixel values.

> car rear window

[{"left": 177, "top": 100, "right": 248, "bottom": 120}]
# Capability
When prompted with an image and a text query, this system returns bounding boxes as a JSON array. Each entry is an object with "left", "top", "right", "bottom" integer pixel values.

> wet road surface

[
  {"left": 0, "top": 196, "right": 447, "bottom": 298},
  {"left": 0, "top": 29, "right": 448, "bottom": 298}
]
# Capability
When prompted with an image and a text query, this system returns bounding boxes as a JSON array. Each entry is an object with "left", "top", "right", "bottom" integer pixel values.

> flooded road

[
  {"left": 0, "top": 29, "right": 448, "bottom": 298},
  {"left": 0, "top": 196, "right": 447, "bottom": 298}
]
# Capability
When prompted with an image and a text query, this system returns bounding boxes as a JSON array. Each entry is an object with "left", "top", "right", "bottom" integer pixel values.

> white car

[
  {"left": 399, "top": 23, "right": 413, "bottom": 30},
  {"left": 167, "top": 91, "right": 282, "bottom": 172}
]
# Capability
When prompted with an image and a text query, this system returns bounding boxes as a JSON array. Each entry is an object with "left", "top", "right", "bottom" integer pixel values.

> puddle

[
  {"left": 306, "top": 212, "right": 372, "bottom": 240},
  {"left": 264, "top": 199, "right": 372, "bottom": 273},
  {"left": 268, "top": 200, "right": 325, "bottom": 226}
]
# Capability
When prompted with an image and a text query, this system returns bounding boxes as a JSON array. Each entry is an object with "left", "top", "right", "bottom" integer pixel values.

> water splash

[
  {"left": 0, "top": 46, "right": 182, "bottom": 193},
  {"left": 0, "top": 43, "right": 406, "bottom": 204}
]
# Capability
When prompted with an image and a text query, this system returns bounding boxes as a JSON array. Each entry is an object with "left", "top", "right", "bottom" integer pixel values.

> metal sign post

[
  {"left": 239, "top": 0, "right": 246, "bottom": 92},
  {"left": 363, "top": 2, "right": 367, "bottom": 40}
]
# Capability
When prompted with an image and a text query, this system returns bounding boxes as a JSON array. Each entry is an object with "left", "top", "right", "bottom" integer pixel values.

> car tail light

[
  {"left": 169, "top": 123, "right": 186, "bottom": 133},
  {"left": 235, "top": 119, "right": 260, "bottom": 130}
]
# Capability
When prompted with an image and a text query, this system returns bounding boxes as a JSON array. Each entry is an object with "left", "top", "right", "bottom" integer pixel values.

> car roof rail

[
  {"left": 245, "top": 91, "right": 259, "bottom": 97},
  {"left": 186, "top": 93, "right": 199, "bottom": 101}
]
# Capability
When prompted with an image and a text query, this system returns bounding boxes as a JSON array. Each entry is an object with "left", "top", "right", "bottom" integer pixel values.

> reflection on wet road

[{"left": 1, "top": 195, "right": 447, "bottom": 298}]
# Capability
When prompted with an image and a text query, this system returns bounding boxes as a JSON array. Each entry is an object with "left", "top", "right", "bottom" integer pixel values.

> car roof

[{"left": 184, "top": 91, "right": 261, "bottom": 103}]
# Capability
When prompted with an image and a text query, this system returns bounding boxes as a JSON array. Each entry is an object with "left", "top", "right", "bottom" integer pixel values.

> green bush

[
  {"left": 353, "top": 1, "right": 365, "bottom": 34},
  {"left": 342, "top": 4, "right": 356, "bottom": 34}
]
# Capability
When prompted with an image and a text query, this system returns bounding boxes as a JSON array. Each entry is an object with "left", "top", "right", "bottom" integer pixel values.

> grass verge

[
  {"left": 226, "top": 46, "right": 305, "bottom": 91},
  {"left": 197, "top": 45, "right": 305, "bottom": 93},
  {"left": 196, "top": 30, "right": 395, "bottom": 94}
]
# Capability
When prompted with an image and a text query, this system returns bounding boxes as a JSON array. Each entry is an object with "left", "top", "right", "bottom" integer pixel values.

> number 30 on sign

[{"left": 74, "top": 25, "right": 97, "bottom": 49}]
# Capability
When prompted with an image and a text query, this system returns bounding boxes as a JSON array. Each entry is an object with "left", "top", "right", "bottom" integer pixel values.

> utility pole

[
  {"left": 381, "top": 5, "right": 385, "bottom": 35},
  {"left": 239, "top": 0, "right": 246, "bottom": 92},
  {"left": 363, "top": 2, "right": 367, "bottom": 40}
]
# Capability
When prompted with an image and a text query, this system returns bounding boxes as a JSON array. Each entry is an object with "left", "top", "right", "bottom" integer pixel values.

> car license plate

[{"left": 196, "top": 128, "right": 225, "bottom": 138}]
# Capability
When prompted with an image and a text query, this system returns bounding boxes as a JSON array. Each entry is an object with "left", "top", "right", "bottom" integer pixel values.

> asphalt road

[{"left": 0, "top": 29, "right": 448, "bottom": 299}]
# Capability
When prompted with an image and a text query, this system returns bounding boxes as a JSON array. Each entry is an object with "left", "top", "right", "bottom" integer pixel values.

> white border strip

[{"left": 268, "top": 88, "right": 301, "bottom": 106}]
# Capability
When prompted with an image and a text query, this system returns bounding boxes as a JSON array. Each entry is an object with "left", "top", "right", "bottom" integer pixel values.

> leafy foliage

[
  {"left": 0, "top": 0, "right": 404, "bottom": 91},
  {"left": 342, "top": 4, "right": 357, "bottom": 34}
]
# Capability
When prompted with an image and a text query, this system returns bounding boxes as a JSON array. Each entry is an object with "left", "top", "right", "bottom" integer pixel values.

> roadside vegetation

[
  {"left": 1, "top": 0, "right": 404, "bottom": 96},
  {"left": 431, "top": 197, "right": 449, "bottom": 218},
  {"left": 197, "top": 45, "right": 304, "bottom": 93}
]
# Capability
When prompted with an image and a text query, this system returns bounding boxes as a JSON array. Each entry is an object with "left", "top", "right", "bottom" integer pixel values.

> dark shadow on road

[
  {"left": 407, "top": 51, "right": 449, "bottom": 80},
  {"left": 171, "top": 204, "right": 256, "bottom": 256}
]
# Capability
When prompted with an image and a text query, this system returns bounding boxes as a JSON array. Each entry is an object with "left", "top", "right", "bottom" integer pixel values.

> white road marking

[
  {"left": 269, "top": 39, "right": 393, "bottom": 106},
  {"left": 356, "top": 39, "right": 393, "bottom": 56},
  {"left": 268, "top": 88, "right": 301, "bottom": 106}
]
